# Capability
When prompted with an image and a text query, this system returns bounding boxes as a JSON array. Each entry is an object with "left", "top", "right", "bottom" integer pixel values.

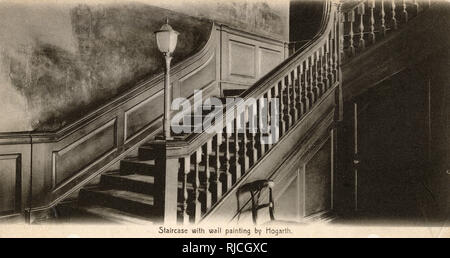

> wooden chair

[{"left": 238, "top": 179, "right": 275, "bottom": 224}]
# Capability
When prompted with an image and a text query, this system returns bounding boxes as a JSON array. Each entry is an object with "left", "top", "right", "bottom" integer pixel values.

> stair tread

[
  {"left": 85, "top": 189, "right": 155, "bottom": 206},
  {"left": 122, "top": 158, "right": 155, "bottom": 165},
  {"left": 80, "top": 205, "right": 155, "bottom": 225},
  {"left": 104, "top": 172, "right": 155, "bottom": 184}
]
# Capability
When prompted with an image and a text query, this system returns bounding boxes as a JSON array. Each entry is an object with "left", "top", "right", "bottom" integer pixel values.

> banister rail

[{"left": 154, "top": 0, "right": 342, "bottom": 224}]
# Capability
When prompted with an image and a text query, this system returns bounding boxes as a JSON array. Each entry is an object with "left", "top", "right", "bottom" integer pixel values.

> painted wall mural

[
  {"left": 0, "top": 2, "right": 210, "bottom": 132},
  {"left": 0, "top": 0, "right": 289, "bottom": 133}
]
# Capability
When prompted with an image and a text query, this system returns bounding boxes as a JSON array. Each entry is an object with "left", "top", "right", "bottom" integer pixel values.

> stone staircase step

[
  {"left": 101, "top": 172, "right": 155, "bottom": 195},
  {"left": 78, "top": 205, "right": 154, "bottom": 225},
  {"left": 79, "top": 188, "right": 157, "bottom": 217},
  {"left": 120, "top": 158, "right": 156, "bottom": 175}
]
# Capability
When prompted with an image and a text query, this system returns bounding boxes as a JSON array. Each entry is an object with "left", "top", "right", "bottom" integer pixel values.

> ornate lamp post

[{"left": 155, "top": 18, "right": 179, "bottom": 139}]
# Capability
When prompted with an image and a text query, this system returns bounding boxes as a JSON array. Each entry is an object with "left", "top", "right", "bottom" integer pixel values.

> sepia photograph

[{"left": 0, "top": 0, "right": 448, "bottom": 241}]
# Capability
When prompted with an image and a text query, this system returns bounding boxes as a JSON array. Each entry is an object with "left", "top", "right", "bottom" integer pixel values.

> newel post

[{"left": 152, "top": 141, "right": 180, "bottom": 225}]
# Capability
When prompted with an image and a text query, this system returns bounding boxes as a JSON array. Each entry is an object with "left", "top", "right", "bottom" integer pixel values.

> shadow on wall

[{"left": 0, "top": 2, "right": 211, "bottom": 132}]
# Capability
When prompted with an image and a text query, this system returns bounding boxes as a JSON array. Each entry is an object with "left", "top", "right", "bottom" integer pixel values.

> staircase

[{"left": 55, "top": 0, "right": 435, "bottom": 225}]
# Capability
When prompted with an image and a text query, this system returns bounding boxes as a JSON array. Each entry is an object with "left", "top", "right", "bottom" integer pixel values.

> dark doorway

[{"left": 347, "top": 68, "right": 429, "bottom": 221}]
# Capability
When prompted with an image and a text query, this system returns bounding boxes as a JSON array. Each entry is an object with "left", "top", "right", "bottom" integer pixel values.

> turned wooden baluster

[
  {"left": 284, "top": 75, "right": 293, "bottom": 127},
  {"left": 258, "top": 96, "right": 266, "bottom": 155},
  {"left": 181, "top": 155, "right": 190, "bottom": 225},
  {"left": 266, "top": 89, "right": 273, "bottom": 147},
  {"left": 298, "top": 63, "right": 307, "bottom": 116},
  {"left": 223, "top": 123, "right": 232, "bottom": 189},
  {"left": 369, "top": 0, "right": 376, "bottom": 44},
  {"left": 357, "top": 2, "right": 366, "bottom": 50},
  {"left": 413, "top": 0, "right": 421, "bottom": 15},
  {"left": 249, "top": 102, "right": 258, "bottom": 165},
  {"left": 310, "top": 55, "right": 319, "bottom": 104},
  {"left": 391, "top": 0, "right": 398, "bottom": 30},
  {"left": 292, "top": 66, "right": 300, "bottom": 120},
  {"left": 336, "top": 14, "right": 342, "bottom": 82},
  {"left": 242, "top": 105, "right": 249, "bottom": 172},
  {"left": 192, "top": 148, "right": 202, "bottom": 223},
  {"left": 315, "top": 50, "right": 323, "bottom": 97},
  {"left": 276, "top": 81, "right": 286, "bottom": 136},
  {"left": 402, "top": 0, "right": 408, "bottom": 23},
  {"left": 328, "top": 35, "right": 335, "bottom": 85},
  {"left": 380, "top": 0, "right": 387, "bottom": 36},
  {"left": 347, "top": 9, "right": 356, "bottom": 56},
  {"left": 214, "top": 133, "right": 222, "bottom": 202},
  {"left": 204, "top": 139, "right": 212, "bottom": 210},
  {"left": 303, "top": 60, "right": 311, "bottom": 111},
  {"left": 233, "top": 115, "right": 241, "bottom": 181},
  {"left": 322, "top": 43, "right": 329, "bottom": 92}
]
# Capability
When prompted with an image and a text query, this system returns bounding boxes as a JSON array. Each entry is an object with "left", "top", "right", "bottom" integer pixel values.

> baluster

[
  {"left": 266, "top": 90, "right": 273, "bottom": 147},
  {"left": 284, "top": 75, "right": 293, "bottom": 128},
  {"left": 214, "top": 133, "right": 222, "bottom": 202},
  {"left": 292, "top": 67, "right": 299, "bottom": 120},
  {"left": 242, "top": 105, "right": 249, "bottom": 172},
  {"left": 298, "top": 63, "right": 306, "bottom": 116},
  {"left": 224, "top": 123, "right": 232, "bottom": 190},
  {"left": 204, "top": 139, "right": 212, "bottom": 210},
  {"left": 380, "top": 0, "right": 387, "bottom": 36},
  {"left": 322, "top": 43, "right": 329, "bottom": 92},
  {"left": 391, "top": 0, "right": 398, "bottom": 30},
  {"left": 328, "top": 35, "right": 335, "bottom": 86},
  {"left": 402, "top": 0, "right": 408, "bottom": 23},
  {"left": 339, "top": 12, "right": 345, "bottom": 60},
  {"left": 276, "top": 81, "right": 286, "bottom": 136},
  {"left": 181, "top": 155, "right": 190, "bottom": 225},
  {"left": 309, "top": 55, "right": 318, "bottom": 104},
  {"left": 347, "top": 9, "right": 356, "bottom": 56},
  {"left": 336, "top": 14, "right": 342, "bottom": 82},
  {"left": 413, "top": 0, "right": 421, "bottom": 15},
  {"left": 357, "top": 2, "right": 366, "bottom": 50},
  {"left": 289, "top": 72, "right": 296, "bottom": 123},
  {"left": 233, "top": 115, "right": 241, "bottom": 181},
  {"left": 303, "top": 60, "right": 311, "bottom": 110},
  {"left": 369, "top": 0, "right": 376, "bottom": 44},
  {"left": 271, "top": 86, "right": 280, "bottom": 145},
  {"left": 258, "top": 96, "right": 266, "bottom": 156},
  {"left": 192, "top": 149, "right": 202, "bottom": 223},
  {"left": 315, "top": 50, "right": 323, "bottom": 97},
  {"left": 248, "top": 102, "right": 258, "bottom": 165}
]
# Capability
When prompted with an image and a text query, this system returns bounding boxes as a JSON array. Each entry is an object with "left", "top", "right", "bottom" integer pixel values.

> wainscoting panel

[
  {"left": 179, "top": 54, "right": 218, "bottom": 99},
  {"left": 260, "top": 47, "right": 283, "bottom": 76},
  {"left": 53, "top": 119, "right": 117, "bottom": 187},
  {"left": 0, "top": 154, "right": 21, "bottom": 215},
  {"left": 219, "top": 25, "right": 287, "bottom": 92},
  {"left": 124, "top": 91, "right": 163, "bottom": 141},
  {"left": 229, "top": 40, "right": 257, "bottom": 79},
  {"left": 304, "top": 138, "right": 332, "bottom": 217}
]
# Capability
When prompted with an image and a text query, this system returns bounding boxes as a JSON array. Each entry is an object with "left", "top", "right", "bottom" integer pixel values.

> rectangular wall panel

[
  {"left": 125, "top": 92, "right": 163, "bottom": 140},
  {"left": 180, "top": 55, "right": 217, "bottom": 99},
  {"left": 229, "top": 40, "right": 256, "bottom": 78},
  {"left": 53, "top": 120, "right": 116, "bottom": 187},
  {"left": 304, "top": 139, "right": 332, "bottom": 216},
  {"left": 0, "top": 154, "right": 21, "bottom": 215},
  {"left": 260, "top": 47, "right": 283, "bottom": 76}
]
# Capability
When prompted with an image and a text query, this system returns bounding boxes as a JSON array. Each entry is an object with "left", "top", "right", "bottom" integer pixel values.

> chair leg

[{"left": 269, "top": 188, "right": 275, "bottom": 221}]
